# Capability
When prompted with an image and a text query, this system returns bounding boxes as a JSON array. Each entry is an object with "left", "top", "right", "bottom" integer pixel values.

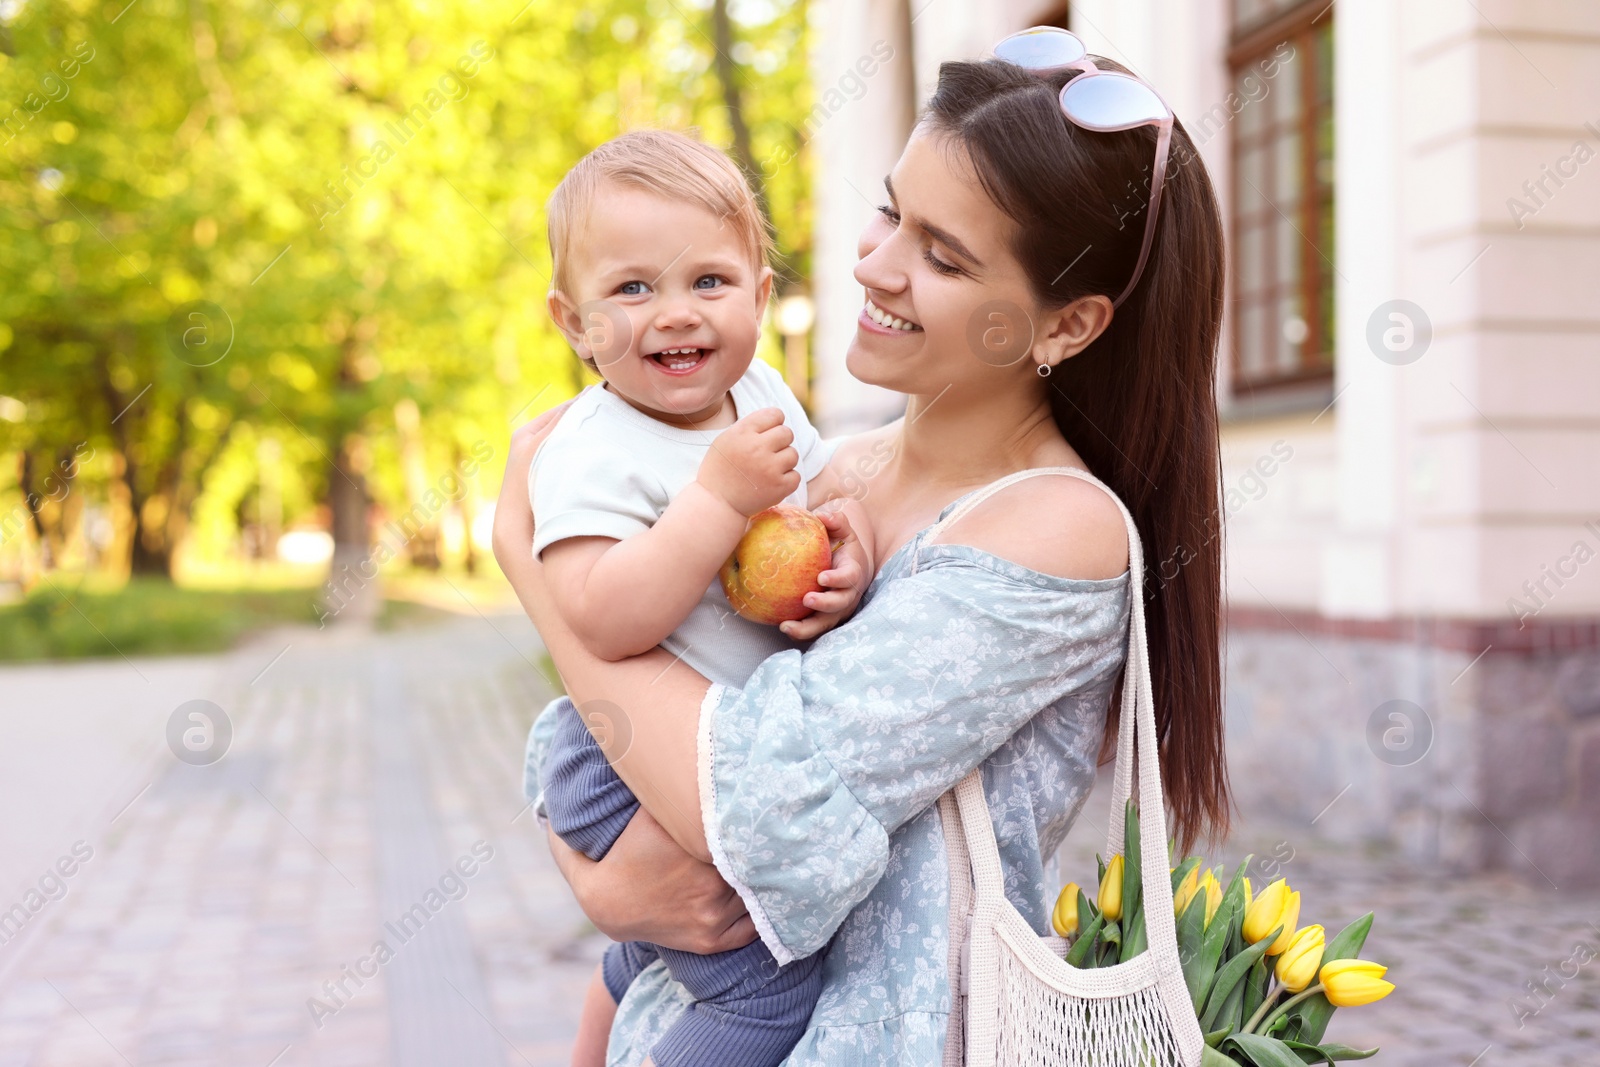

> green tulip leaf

[
  {"left": 1215, "top": 858, "right": 1253, "bottom": 949},
  {"left": 1188, "top": 858, "right": 1250, "bottom": 1014},
  {"left": 1176, "top": 879, "right": 1213, "bottom": 1010},
  {"left": 1098, "top": 920, "right": 1122, "bottom": 967},
  {"left": 1123, "top": 901, "right": 1149, "bottom": 961},
  {"left": 1076, "top": 887, "right": 1095, "bottom": 936},
  {"left": 1226, "top": 922, "right": 1244, "bottom": 962},
  {"left": 1241, "top": 955, "right": 1271, "bottom": 1022},
  {"left": 1122, "top": 798, "right": 1143, "bottom": 955},
  {"left": 1223, "top": 857, "right": 1254, "bottom": 930},
  {"left": 1204, "top": 1025, "right": 1234, "bottom": 1048},
  {"left": 1223, "top": 1033, "right": 1309, "bottom": 1067},
  {"left": 1323, "top": 913, "right": 1375, "bottom": 965},
  {"left": 1065, "top": 912, "right": 1105, "bottom": 968},
  {"left": 1201, "top": 1044, "right": 1243, "bottom": 1067},
  {"left": 1200, "top": 925, "right": 1280, "bottom": 1031},
  {"left": 1210, "top": 975, "right": 1249, "bottom": 1042},
  {"left": 1282, "top": 1040, "right": 1380, "bottom": 1063},
  {"left": 1285, "top": 913, "right": 1374, "bottom": 1045}
]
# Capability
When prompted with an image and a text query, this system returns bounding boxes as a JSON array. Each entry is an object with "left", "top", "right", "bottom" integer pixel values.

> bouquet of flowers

[{"left": 1052, "top": 800, "right": 1393, "bottom": 1065}]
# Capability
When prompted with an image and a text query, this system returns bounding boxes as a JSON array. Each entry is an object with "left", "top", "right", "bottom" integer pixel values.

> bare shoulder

[{"left": 930, "top": 470, "right": 1129, "bottom": 581}]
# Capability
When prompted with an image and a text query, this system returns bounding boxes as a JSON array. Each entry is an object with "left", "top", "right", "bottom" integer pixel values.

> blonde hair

[{"left": 546, "top": 129, "right": 774, "bottom": 298}]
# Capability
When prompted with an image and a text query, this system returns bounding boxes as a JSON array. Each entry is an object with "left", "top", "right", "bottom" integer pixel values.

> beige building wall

[{"left": 1397, "top": 2, "right": 1600, "bottom": 622}]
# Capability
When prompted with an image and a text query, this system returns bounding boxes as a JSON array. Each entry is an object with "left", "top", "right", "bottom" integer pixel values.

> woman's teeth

[
  {"left": 865, "top": 299, "right": 920, "bottom": 332},
  {"left": 652, "top": 348, "right": 704, "bottom": 370}
]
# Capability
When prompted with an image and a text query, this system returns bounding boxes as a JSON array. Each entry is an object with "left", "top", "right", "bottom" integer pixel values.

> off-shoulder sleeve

[{"left": 698, "top": 547, "right": 1129, "bottom": 964}]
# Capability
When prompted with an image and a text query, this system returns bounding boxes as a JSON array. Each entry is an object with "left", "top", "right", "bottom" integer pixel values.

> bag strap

[
  {"left": 910, "top": 466, "right": 1083, "bottom": 575},
  {"left": 936, "top": 466, "right": 1184, "bottom": 981},
  {"left": 939, "top": 791, "right": 971, "bottom": 1067}
]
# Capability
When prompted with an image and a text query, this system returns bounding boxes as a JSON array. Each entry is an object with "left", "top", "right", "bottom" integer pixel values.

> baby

[{"left": 529, "top": 130, "right": 873, "bottom": 1067}]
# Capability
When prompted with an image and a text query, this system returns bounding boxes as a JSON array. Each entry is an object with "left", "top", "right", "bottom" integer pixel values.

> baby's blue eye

[
  {"left": 694, "top": 275, "right": 725, "bottom": 290},
  {"left": 619, "top": 281, "right": 648, "bottom": 296}
]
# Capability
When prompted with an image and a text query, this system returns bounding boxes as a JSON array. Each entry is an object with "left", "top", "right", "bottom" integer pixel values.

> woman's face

[{"left": 846, "top": 126, "right": 1044, "bottom": 396}]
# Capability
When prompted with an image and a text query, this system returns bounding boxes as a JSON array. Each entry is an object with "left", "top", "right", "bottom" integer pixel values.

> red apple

[{"left": 719, "top": 505, "right": 832, "bottom": 625}]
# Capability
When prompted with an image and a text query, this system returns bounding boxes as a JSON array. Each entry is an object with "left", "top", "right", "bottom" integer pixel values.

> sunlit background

[
  {"left": 2, "top": 0, "right": 1598, "bottom": 1064},
  {"left": 0, "top": 0, "right": 812, "bottom": 629}
]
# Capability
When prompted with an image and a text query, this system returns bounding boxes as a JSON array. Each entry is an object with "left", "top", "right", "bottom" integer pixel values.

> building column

[{"left": 809, "top": 0, "right": 917, "bottom": 436}]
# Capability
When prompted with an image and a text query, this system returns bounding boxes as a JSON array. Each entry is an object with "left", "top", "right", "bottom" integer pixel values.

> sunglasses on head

[{"left": 992, "top": 26, "right": 1175, "bottom": 309}]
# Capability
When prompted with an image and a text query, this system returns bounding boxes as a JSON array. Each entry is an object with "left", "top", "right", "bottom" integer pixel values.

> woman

[{"left": 494, "top": 52, "right": 1230, "bottom": 1065}]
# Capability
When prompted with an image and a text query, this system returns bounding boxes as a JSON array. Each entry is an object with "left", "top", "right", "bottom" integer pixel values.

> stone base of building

[{"left": 1224, "top": 610, "right": 1600, "bottom": 888}]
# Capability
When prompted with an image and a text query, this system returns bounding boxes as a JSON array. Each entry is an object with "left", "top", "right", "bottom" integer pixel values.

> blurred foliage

[
  {"left": 0, "top": 0, "right": 813, "bottom": 581},
  {"left": 0, "top": 575, "right": 317, "bottom": 659}
]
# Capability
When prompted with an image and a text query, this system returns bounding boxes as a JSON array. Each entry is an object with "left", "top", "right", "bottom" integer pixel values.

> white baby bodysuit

[{"left": 530, "top": 359, "right": 833, "bottom": 687}]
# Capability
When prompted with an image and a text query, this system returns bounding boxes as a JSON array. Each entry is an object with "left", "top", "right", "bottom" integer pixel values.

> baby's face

[{"left": 555, "top": 184, "right": 772, "bottom": 427}]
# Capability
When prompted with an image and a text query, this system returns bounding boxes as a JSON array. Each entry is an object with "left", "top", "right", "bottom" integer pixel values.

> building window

[{"left": 1229, "top": 1, "right": 1334, "bottom": 393}]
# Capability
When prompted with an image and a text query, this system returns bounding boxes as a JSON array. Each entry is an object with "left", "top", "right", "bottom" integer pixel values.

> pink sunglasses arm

[{"left": 1112, "top": 118, "right": 1172, "bottom": 309}]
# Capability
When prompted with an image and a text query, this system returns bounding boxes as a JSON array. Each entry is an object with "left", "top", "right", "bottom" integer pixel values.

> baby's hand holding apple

[
  {"left": 696, "top": 406, "right": 801, "bottom": 517},
  {"left": 779, "top": 499, "right": 875, "bottom": 641}
]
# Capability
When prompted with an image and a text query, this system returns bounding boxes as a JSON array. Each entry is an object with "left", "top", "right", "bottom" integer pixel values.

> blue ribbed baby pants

[{"left": 542, "top": 698, "right": 823, "bottom": 1067}]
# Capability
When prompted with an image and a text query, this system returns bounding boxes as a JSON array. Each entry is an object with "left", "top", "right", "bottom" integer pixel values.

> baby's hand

[
  {"left": 696, "top": 407, "right": 801, "bottom": 517},
  {"left": 780, "top": 498, "right": 876, "bottom": 641}
]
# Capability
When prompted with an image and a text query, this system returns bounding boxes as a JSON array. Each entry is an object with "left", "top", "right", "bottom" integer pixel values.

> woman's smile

[{"left": 858, "top": 296, "right": 923, "bottom": 335}]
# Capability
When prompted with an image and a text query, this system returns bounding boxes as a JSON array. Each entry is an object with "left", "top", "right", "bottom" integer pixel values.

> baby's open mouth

[{"left": 648, "top": 347, "right": 709, "bottom": 372}]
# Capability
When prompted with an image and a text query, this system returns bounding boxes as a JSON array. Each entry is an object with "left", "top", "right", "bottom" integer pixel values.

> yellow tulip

[
  {"left": 1173, "top": 867, "right": 1201, "bottom": 916},
  {"left": 1200, "top": 870, "right": 1223, "bottom": 927},
  {"left": 1098, "top": 855, "right": 1124, "bottom": 921},
  {"left": 1241, "top": 878, "right": 1291, "bottom": 947},
  {"left": 1274, "top": 925, "right": 1325, "bottom": 992},
  {"left": 1320, "top": 958, "right": 1395, "bottom": 1007},
  {"left": 1266, "top": 891, "right": 1301, "bottom": 955},
  {"left": 1052, "top": 883, "right": 1081, "bottom": 937},
  {"left": 1242, "top": 876, "right": 1252, "bottom": 907}
]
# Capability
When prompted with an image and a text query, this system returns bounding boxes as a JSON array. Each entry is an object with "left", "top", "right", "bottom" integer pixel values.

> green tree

[{"left": 1, "top": 0, "right": 813, "bottom": 586}]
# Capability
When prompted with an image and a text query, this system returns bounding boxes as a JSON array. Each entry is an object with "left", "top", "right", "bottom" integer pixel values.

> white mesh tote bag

[{"left": 925, "top": 466, "right": 1205, "bottom": 1067}]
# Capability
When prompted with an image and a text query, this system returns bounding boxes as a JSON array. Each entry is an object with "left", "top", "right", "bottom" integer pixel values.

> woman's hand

[
  {"left": 494, "top": 392, "right": 715, "bottom": 858},
  {"left": 548, "top": 810, "right": 757, "bottom": 954},
  {"left": 491, "top": 397, "right": 576, "bottom": 572}
]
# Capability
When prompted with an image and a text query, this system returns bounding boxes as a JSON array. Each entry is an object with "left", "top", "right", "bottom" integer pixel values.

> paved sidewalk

[
  {"left": 0, "top": 613, "right": 1594, "bottom": 1066},
  {"left": 0, "top": 614, "right": 603, "bottom": 1067}
]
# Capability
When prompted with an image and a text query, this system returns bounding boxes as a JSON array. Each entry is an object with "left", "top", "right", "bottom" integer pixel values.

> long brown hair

[{"left": 925, "top": 57, "right": 1230, "bottom": 853}]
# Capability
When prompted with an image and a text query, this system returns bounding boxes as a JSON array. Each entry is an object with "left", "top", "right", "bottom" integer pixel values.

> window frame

[{"left": 1227, "top": 0, "right": 1335, "bottom": 397}]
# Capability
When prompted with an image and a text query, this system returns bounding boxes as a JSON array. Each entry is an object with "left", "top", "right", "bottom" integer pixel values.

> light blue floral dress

[{"left": 523, "top": 481, "right": 1131, "bottom": 1066}]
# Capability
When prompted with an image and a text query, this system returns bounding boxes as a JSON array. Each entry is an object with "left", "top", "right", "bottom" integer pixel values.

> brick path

[
  {"left": 0, "top": 613, "right": 1595, "bottom": 1066},
  {"left": 0, "top": 614, "right": 604, "bottom": 1067}
]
